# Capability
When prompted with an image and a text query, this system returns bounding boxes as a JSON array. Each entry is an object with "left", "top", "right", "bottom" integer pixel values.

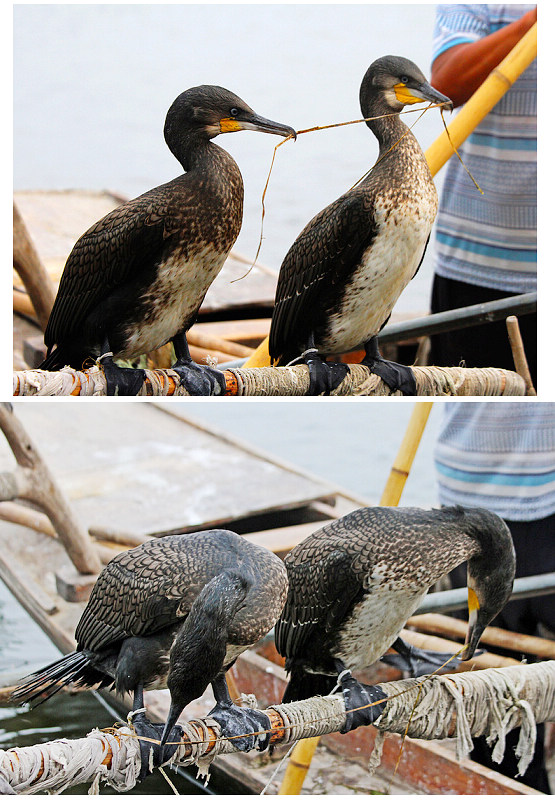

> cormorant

[
  {"left": 269, "top": 56, "right": 452, "bottom": 395},
  {"left": 40, "top": 86, "right": 295, "bottom": 395},
  {"left": 12, "top": 530, "right": 288, "bottom": 776},
  {"left": 275, "top": 506, "right": 515, "bottom": 732}
]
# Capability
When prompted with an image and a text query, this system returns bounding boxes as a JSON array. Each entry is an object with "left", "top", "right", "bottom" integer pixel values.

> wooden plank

[{"left": 0, "top": 405, "right": 337, "bottom": 537}]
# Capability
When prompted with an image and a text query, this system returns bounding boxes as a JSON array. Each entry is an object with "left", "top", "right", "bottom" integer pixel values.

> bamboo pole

[
  {"left": 506, "top": 315, "right": 536, "bottom": 395},
  {"left": 12, "top": 363, "right": 526, "bottom": 397},
  {"left": 243, "top": 23, "right": 537, "bottom": 370},
  {"left": 379, "top": 403, "right": 433, "bottom": 505},
  {"left": 1, "top": 662, "right": 553, "bottom": 795},
  {"left": 278, "top": 402, "right": 433, "bottom": 794}
]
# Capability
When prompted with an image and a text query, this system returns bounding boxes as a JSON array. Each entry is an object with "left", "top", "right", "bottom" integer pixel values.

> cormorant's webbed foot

[
  {"left": 380, "top": 637, "right": 466, "bottom": 677},
  {"left": 361, "top": 337, "right": 416, "bottom": 396},
  {"left": 335, "top": 665, "right": 387, "bottom": 734},
  {"left": 172, "top": 360, "right": 226, "bottom": 396},
  {"left": 99, "top": 353, "right": 146, "bottom": 396},
  {"left": 171, "top": 333, "right": 226, "bottom": 396},
  {"left": 292, "top": 343, "right": 348, "bottom": 396},
  {"left": 129, "top": 709, "right": 183, "bottom": 781},
  {"left": 208, "top": 701, "right": 271, "bottom": 752},
  {"left": 209, "top": 672, "right": 271, "bottom": 752}
]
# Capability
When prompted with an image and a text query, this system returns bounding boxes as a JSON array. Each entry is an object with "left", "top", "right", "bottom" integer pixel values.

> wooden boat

[{"left": 0, "top": 404, "right": 545, "bottom": 794}]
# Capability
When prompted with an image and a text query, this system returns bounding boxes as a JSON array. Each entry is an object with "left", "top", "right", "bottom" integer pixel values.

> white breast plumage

[
  {"left": 323, "top": 188, "right": 437, "bottom": 355},
  {"left": 120, "top": 245, "right": 228, "bottom": 358},
  {"left": 334, "top": 585, "right": 427, "bottom": 670}
]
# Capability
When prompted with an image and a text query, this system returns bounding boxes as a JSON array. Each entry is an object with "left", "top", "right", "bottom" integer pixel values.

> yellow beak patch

[
  {"left": 220, "top": 118, "right": 243, "bottom": 133},
  {"left": 394, "top": 83, "right": 423, "bottom": 105},
  {"left": 468, "top": 586, "right": 480, "bottom": 613}
]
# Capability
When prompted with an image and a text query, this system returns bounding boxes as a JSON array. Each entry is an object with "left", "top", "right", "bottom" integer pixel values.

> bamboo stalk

[
  {"left": 408, "top": 613, "right": 555, "bottom": 661},
  {"left": 243, "top": 23, "right": 537, "bottom": 370},
  {"left": 506, "top": 315, "right": 536, "bottom": 395},
  {"left": 380, "top": 404, "right": 433, "bottom": 505}
]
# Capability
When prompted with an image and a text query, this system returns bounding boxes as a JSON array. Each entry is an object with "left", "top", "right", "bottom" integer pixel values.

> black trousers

[
  {"left": 429, "top": 274, "right": 537, "bottom": 388},
  {"left": 448, "top": 514, "right": 554, "bottom": 792}
]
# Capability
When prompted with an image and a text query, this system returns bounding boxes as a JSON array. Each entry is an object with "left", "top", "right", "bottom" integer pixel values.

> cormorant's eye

[
  {"left": 230, "top": 107, "right": 239, "bottom": 117},
  {"left": 400, "top": 75, "right": 410, "bottom": 85}
]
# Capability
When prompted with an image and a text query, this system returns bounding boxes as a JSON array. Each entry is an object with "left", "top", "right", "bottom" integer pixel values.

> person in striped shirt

[
  {"left": 435, "top": 402, "right": 553, "bottom": 792},
  {"left": 429, "top": 5, "right": 537, "bottom": 385}
]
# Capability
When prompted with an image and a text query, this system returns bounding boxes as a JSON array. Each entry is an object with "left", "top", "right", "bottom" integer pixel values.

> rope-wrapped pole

[
  {"left": 1, "top": 662, "right": 553, "bottom": 794},
  {"left": 13, "top": 364, "right": 526, "bottom": 397}
]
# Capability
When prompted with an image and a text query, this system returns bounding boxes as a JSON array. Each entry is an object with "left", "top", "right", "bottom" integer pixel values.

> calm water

[
  {"left": 0, "top": 402, "right": 443, "bottom": 793},
  {"left": 13, "top": 3, "right": 444, "bottom": 314}
]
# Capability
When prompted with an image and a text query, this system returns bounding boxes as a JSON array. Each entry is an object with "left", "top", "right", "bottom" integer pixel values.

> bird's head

[
  {"left": 164, "top": 85, "right": 296, "bottom": 146},
  {"left": 360, "top": 55, "right": 453, "bottom": 117},
  {"left": 459, "top": 508, "right": 516, "bottom": 660}
]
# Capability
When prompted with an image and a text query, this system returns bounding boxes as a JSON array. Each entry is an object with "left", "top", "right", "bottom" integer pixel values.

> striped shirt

[
  {"left": 432, "top": 5, "right": 537, "bottom": 294},
  {"left": 435, "top": 404, "right": 555, "bottom": 522}
]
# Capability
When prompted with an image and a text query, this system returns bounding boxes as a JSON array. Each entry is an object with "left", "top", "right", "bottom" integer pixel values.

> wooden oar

[
  {"left": 277, "top": 403, "right": 433, "bottom": 794},
  {"left": 244, "top": 23, "right": 537, "bottom": 369}
]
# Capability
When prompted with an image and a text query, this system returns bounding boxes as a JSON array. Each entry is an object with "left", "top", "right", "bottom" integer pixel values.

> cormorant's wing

[
  {"left": 275, "top": 548, "right": 364, "bottom": 660},
  {"left": 75, "top": 536, "right": 217, "bottom": 652},
  {"left": 269, "top": 191, "right": 378, "bottom": 363},
  {"left": 44, "top": 177, "right": 195, "bottom": 347}
]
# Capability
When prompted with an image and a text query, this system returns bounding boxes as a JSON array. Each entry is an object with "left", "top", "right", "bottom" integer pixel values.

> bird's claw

[
  {"left": 172, "top": 360, "right": 226, "bottom": 396},
  {"left": 338, "top": 670, "right": 387, "bottom": 733},
  {"left": 208, "top": 702, "right": 271, "bottom": 752},
  {"left": 304, "top": 353, "right": 349, "bottom": 396},
  {"left": 100, "top": 359, "right": 146, "bottom": 396},
  {"left": 130, "top": 710, "right": 183, "bottom": 781}
]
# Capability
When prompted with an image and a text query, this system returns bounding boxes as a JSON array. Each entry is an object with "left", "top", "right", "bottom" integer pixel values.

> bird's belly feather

[
  {"left": 118, "top": 245, "right": 228, "bottom": 358},
  {"left": 334, "top": 587, "right": 425, "bottom": 670},
  {"left": 323, "top": 200, "right": 434, "bottom": 354}
]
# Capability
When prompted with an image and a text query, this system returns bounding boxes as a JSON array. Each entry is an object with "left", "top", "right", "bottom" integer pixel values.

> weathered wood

[
  {"left": 409, "top": 613, "right": 555, "bottom": 661},
  {"left": 0, "top": 405, "right": 101, "bottom": 575},
  {"left": 506, "top": 315, "right": 536, "bottom": 395},
  {"left": 12, "top": 202, "right": 56, "bottom": 331},
  {"left": 401, "top": 628, "right": 519, "bottom": 669}
]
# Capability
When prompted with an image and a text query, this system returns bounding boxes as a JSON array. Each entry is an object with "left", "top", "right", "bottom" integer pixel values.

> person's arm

[{"left": 431, "top": 8, "right": 537, "bottom": 107}]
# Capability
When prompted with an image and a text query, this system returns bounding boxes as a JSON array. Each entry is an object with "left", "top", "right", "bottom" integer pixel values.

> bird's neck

[
  {"left": 169, "top": 133, "right": 238, "bottom": 176},
  {"left": 363, "top": 97, "right": 411, "bottom": 155}
]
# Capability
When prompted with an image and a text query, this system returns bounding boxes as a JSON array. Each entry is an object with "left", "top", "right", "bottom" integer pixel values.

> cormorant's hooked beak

[
  {"left": 160, "top": 701, "right": 183, "bottom": 748},
  {"left": 220, "top": 114, "right": 297, "bottom": 140},
  {"left": 394, "top": 81, "right": 453, "bottom": 111},
  {"left": 460, "top": 586, "right": 484, "bottom": 661}
]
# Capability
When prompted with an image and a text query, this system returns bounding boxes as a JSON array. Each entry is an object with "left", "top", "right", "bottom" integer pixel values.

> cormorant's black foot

[
  {"left": 361, "top": 337, "right": 416, "bottom": 396},
  {"left": 100, "top": 357, "right": 146, "bottom": 396},
  {"left": 208, "top": 702, "right": 271, "bottom": 752},
  {"left": 172, "top": 359, "right": 226, "bottom": 396},
  {"left": 302, "top": 351, "right": 348, "bottom": 396},
  {"left": 337, "top": 670, "right": 387, "bottom": 733},
  {"left": 130, "top": 710, "right": 183, "bottom": 781},
  {"left": 380, "top": 638, "right": 469, "bottom": 677}
]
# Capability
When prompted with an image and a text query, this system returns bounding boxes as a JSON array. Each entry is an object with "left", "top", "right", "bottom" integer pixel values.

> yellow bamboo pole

[
  {"left": 244, "top": 23, "right": 537, "bottom": 369},
  {"left": 277, "top": 402, "right": 433, "bottom": 794},
  {"left": 380, "top": 403, "right": 433, "bottom": 505}
]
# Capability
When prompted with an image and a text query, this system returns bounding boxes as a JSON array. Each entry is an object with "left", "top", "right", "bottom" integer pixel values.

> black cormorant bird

[
  {"left": 275, "top": 506, "right": 515, "bottom": 732},
  {"left": 40, "top": 86, "right": 295, "bottom": 395},
  {"left": 269, "top": 56, "right": 452, "bottom": 395},
  {"left": 12, "top": 530, "right": 288, "bottom": 775}
]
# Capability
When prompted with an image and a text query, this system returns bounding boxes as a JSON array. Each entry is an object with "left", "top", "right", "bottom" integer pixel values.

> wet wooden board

[
  {"left": 13, "top": 189, "right": 278, "bottom": 314},
  {"left": 0, "top": 404, "right": 336, "bottom": 536}
]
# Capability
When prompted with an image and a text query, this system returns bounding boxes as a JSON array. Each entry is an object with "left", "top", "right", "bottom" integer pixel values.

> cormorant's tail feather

[
  {"left": 11, "top": 651, "right": 110, "bottom": 707},
  {"left": 39, "top": 345, "right": 95, "bottom": 372},
  {"left": 281, "top": 665, "right": 337, "bottom": 704}
]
